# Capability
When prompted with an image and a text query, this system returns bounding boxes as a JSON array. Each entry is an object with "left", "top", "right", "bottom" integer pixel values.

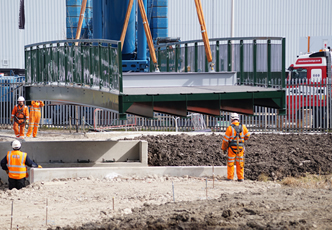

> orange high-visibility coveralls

[
  {"left": 11, "top": 105, "right": 29, "bottom": 138},
  {"left": 221, "top": 121, "right": 250, "bottom": 180},
  {"left": 26, "top": 101, "right": 44, "bottom": 138}
]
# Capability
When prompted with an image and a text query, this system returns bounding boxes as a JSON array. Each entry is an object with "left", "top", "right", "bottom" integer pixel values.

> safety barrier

[
  {"left": 152, "top": 37, "right": 286, "bottom": 89},
  {"left": 25, "top": 39, "right": 122, "bottom": 92}
]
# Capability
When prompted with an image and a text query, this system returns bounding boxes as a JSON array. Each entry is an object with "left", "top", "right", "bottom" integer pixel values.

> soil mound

[{"left": 133, "top": 133, "right": 332, "bottom": 180}]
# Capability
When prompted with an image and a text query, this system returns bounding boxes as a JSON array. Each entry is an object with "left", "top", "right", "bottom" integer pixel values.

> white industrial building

[
  {"left": 0, "top": 0, "right": 332, "bottom": 71},
  {"left": 0, "top": 0, "right": 66, "bottom": 72}
]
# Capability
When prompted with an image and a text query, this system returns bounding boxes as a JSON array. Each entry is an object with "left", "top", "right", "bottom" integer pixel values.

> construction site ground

[{"left": 0, "top": 129, "right": 332, "bottom": 229}]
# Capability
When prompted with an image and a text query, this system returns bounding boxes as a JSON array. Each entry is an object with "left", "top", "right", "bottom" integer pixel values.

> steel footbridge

[{"left": 24, "top": 37, "right": 286, "bottom": 119}]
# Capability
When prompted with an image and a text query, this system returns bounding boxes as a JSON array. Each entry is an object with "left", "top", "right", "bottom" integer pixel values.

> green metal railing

[
  {"left": 25, "top": 39, "right": 122, "bottom": 93},
  {"left": 152, "top": 37, "right": 286, "bottom": 88}
]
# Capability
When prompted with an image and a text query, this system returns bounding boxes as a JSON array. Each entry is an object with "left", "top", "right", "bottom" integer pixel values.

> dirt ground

[
  {"left": 0, "top": 131, "right": 332, "bottom": 229},
  {"left": 137, "top": 133, "right": 332, "bottom": 181}
]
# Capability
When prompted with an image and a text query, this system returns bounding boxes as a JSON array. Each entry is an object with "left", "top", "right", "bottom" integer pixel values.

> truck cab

[
  {"left": 288, "top": 50, "right": 332, "bottom": 83},
  {"left": 286, "top": 49, "right": 332, "bottom": 128},
  {"left": 288, "top": 48, "right": 332, "bottom": 82}
]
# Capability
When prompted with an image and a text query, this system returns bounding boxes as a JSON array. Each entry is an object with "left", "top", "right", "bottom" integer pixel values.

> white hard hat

[
  {"left": 18, "top": 96, "right": 25, "bottom": 102},
  {"left": 11, "top": 140, "right": 21, "bottom": 150},
  {"left": 230, "top": 113, "right": 239, "bottom": 121}
]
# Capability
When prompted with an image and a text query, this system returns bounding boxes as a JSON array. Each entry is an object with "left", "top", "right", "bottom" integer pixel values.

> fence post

[
  {"left": 118, "top": 41, "right": 123, "bottom": 93},
  {"left": 65, "top": 42, "right": 68, "bottom": 85},
  {"left": 166, "top": 45, "right": 170, "bottom": 72},
  {"left": 37, "top": 45, "right": 40, "bottom": 83},
  {"left": 253, "top": 39, "right": 257, "bottom": 86},
  {"left": 216, "top": 41, "right": 220, "bottom": 72},
  {"left": 195, "top": 42, "right": 198, "bottom": 72},
  {"left": 99, "top": 42, "right": 102, "bottom": 90},
  {"left": 185, "top": 43, "right": 188, "bottom": 72},
  {"left": 175, "top": 44, "right": 179, "bottom": 72},
  {"left": 282, "top": 38, "right": 286, "bottom": 89},
  {"left": 50, "top": 43, "right": 53, "bottom": 83},
  {"left": 57, "top": 43, "right": 60, "bottom": 84},
  {"left": 267, "top": 39, "right": 271, "bottom": 87},
  {"left": 227, "top": 40, "right": 232, "bottom": 72},
  {"left": 30, "top": 46, "right": 33, "bottom": 83},
  {"left": 240, "top": 40, "right": 244, "bottom": 85},
  {"left": 81, "top": 42, "right": 84, "bottom": 86}
]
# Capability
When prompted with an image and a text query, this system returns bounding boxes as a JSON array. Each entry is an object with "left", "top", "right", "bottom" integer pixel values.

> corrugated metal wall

[
  {"left": 0, "top": 0, "right": 66, "bottom": 70},
  {"left": 168, "top": 0, "right": 332, "bottom": 68}
]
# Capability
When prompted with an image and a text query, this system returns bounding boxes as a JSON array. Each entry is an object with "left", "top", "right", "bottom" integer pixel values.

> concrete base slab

[{"left": 30, "top": 166, "right": 238, "bottom": 183}]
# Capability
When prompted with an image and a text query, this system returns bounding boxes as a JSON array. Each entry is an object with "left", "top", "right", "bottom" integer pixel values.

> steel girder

[{"left": 120, "top": 90, "right": 286, "bottom": 118}]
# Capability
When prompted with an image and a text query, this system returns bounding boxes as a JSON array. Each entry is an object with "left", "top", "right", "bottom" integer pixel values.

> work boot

[
  {"left": 226, "top": 179, "right": 233, "bottom": 181},
  {"left": 237, "top": 179, "right": 244, "bottom": 182}
]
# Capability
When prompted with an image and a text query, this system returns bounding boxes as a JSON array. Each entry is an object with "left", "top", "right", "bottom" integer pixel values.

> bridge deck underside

[
  {"left": 25, "top": 86, "right": 119, "bottom": 113},
  {"left": 122, "top": 85, "right": 285, "bottom": 117}
]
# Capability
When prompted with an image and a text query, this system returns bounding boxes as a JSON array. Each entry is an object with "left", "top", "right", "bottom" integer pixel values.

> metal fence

[
  {"left": 1, "top": 80, "right": 331, "bottom": 132},
  {"left": 152, "top": 37, "right": 286, "bottom": 89},
  {"left": 25, "top": 39, "right": 122, "bottom": 93}
]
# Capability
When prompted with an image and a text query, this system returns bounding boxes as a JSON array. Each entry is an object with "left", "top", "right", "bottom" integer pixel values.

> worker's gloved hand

[
  {"left": 5, "top": 170, "right": 9, "bottom": 174},
  {"left": 38, "top": 165, "right": 42, "bottom": 168},
  {"left": 10, "top": 118, "right": 13, "bottom": 122},
  {"left": 26, "top": 120, "right": 29, "bottom": 125}
]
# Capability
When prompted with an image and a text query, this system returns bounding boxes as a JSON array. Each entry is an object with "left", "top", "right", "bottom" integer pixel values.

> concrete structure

[
  {"left": 30, "top": 166, "right": 232, "bottom": 183},
  {"left": 0, "top": 131, "right": 232, "bottom": 184},
  {"left": 0, "top": 140, "right": 148, "bottom": 182}
]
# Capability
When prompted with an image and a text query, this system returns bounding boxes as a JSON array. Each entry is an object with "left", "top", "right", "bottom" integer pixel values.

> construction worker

[
  {"left": 11, "top": 96, "right": 29, "bottom": 139},
  {"left": 0, "top": 140, "right": 42, "bottom": 190},
  {"left": 26, "top": 100, "right": 44, "bottom": 138},
  {"left": 221, "top": 113, "right": 250, "bottom": 182}
]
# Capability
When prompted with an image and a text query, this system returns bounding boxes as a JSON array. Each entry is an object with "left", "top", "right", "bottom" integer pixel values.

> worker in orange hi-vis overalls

[
  {"left": 11, "top": 96, "right": 29, "bottom": 139},
  {"left": 221, "top": 113, "right": 250, "bottom": 182},
  {"left": 26, "top": 101, "right": 44, "bottom": 138}
]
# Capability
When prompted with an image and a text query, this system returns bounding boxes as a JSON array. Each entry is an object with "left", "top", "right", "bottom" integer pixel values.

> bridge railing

[
  {"left": 25, "top": 39, "right": 123, "bottom": 93},
  {"left": 152, "top": 37, "right": 286, "bottom": 89}
]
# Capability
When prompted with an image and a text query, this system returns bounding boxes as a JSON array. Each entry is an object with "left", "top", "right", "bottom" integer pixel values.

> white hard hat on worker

[
  {"left": 18, "top": 96, "right": 25, "bottom": 102},
  {"left": 11, "top": 140, "right": 21, "bottom": 150},
  {"left": 230, "top": 113, "right": 239, "bottom": 121}
]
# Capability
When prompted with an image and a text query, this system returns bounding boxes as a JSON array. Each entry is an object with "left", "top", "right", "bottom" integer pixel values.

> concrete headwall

[{"left": 0, "top": 140, "right": 147, "bottom": 183}]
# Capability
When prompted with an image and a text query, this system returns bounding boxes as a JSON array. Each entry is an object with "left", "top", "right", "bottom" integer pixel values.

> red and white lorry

[{"left": 287, "top": 48, "right": 332, "bottom": 128}]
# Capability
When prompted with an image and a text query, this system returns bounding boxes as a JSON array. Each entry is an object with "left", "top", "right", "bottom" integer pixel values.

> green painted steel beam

[
  {"left": 120, "top": 89, "right": 286, "bottom": 115},
  {"left": 121, "top": 90, "right": 285, "bottom": 102}
]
